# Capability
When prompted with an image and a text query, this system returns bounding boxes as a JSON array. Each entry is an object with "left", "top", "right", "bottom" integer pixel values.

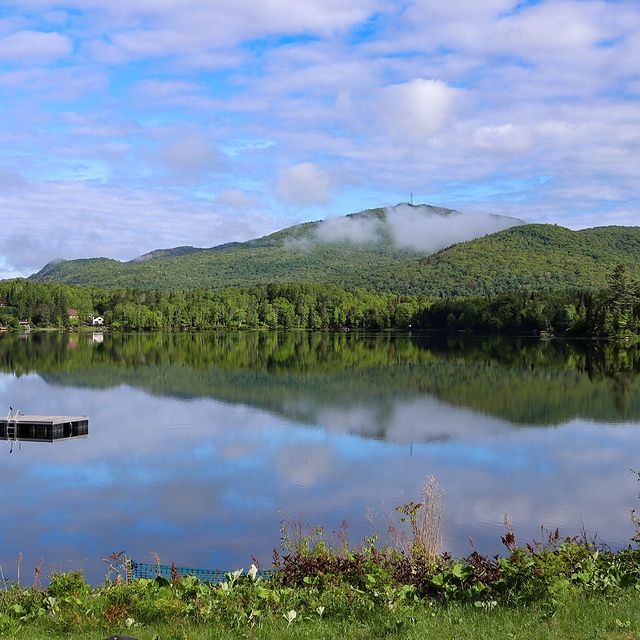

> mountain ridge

[
  {"left": 35, "top": 203, "right": 520, "bottom": 264},
  {"left": 29, "top": 203, "right": 525, "bottom": 291},
  {"left": 27, "top": 204, "right": 640, "bottom": 297}
]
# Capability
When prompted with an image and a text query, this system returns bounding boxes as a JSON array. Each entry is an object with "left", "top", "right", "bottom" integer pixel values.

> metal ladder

[{"left": 5, "top": 408, "right": 20, "bottom": 440}]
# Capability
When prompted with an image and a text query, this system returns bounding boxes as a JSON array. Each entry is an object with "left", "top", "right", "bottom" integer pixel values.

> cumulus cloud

[
  {"left": 66, "top": 0, "right": 380, "bottom": 65},
  {"left": 0, "top": 30, "right": 72, "bottom": 62},
  {"left": 0, "top": 179, "right": 282, "bottom": 278},
  {"left": 214, "top": 189, "right": 259, "bottom": 211},
  {"left": 399, "top": 0, "right": 628, "bottom": 64},
  {"left": 377, "top": 79, "right": 458, "bottom": 140},
  {"left": 312, "top": 204, "right": 523, "bottom": 252},
  {"left": 494, "top": 1, "right": 610, "bottom": 59},
  {"left": 160, "top": 136, "right": 224, "bottom": 179},
  {"left": 277, "top": 162, "right": 333, "bottom": 205},
  {"left": 1, "top": 0, "right": 640, "bottom": 275},
  {"left": 473, "top": 124, "right": 534, "bottom": 154}
]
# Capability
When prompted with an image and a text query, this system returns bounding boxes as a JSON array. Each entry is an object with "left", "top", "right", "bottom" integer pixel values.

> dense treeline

[
  {"left": 0, "top": 280, "right": 425, "bottom": 331},
  {"left": 421, "top": 264, "right": 640, "bottom": 338},
  {"left": 2, "top": 264, "right": 640, "bottom": 336}
]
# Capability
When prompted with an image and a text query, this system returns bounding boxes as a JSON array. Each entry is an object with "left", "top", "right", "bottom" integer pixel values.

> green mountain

[
  {"left": 411, "top": 223, "right": 640, "bottom": 297},
  {"left": 28, "top": 204, "right": 640, "bottom": 297},
  {"left": 29, "top": 204, "right": 522, "bottom": 293}
]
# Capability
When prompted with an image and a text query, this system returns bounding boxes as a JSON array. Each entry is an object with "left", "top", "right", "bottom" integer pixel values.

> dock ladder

[{"left": 5, "top": 409, "right": 20, "bottom": 440}]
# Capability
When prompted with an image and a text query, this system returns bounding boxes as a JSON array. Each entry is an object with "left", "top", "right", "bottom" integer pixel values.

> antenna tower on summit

[{"left": 410, "top": 192, "right": 413, "bottom": 205}]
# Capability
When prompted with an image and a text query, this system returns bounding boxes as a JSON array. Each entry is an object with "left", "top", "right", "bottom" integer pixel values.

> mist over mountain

[
  {"left": 311, "top": 204, "right": 522, "bottom": 253},
  {"left": 26, "top": 203, "right": 640, "bottom": 298},
  {"left": 29, "top": 203, "right": 526, "bottom": 291}
]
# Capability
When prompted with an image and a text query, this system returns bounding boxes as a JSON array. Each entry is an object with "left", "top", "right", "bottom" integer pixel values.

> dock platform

[{"left": 0, "top": 415, "right": 89, "bottom": 442}]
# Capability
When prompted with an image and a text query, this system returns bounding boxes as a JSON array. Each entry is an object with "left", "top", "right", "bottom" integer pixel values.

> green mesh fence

[{"left": 130, "top": 561, "right": 275, "bottom": 583}]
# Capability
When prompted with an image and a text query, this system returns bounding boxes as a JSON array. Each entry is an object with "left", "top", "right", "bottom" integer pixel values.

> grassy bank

[{"left": 1, "top": 582, "right": 639, "bottom": 639}]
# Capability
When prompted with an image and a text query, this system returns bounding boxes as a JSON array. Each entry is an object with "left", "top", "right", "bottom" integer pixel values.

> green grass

[{"left": 8, "top": 591, "right": 640, "bottom": 639}]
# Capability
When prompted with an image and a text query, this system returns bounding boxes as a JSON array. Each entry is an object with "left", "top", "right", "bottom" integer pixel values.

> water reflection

[
  {"left": 0, "top": 332, "right": 639, "bottom": 583},
  {"left": 5, "top": 331, "right": 640, "bottom": 433}
]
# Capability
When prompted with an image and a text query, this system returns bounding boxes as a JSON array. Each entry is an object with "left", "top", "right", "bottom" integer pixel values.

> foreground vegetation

[
  {"left": 1, "top": 477, "right": 640, "bottom": 639},
  {"left": 2, "top": 589, "right": 640, "bottom": 639}
]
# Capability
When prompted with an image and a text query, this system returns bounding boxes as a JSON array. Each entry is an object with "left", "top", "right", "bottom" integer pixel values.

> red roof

[{"left": 67, "top": 308, "right": 79, "bottom": 317}]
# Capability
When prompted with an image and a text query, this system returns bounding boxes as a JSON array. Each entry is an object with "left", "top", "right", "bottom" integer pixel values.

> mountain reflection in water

[{"left": 0, "top": 331, "right": 639, "bottom": 583}]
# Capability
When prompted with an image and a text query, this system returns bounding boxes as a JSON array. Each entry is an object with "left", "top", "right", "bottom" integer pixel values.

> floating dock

[{"left": 0, "top": 415, "right": 89, "bottom": 443}]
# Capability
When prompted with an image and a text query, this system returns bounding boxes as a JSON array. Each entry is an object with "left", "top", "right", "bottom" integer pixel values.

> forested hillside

[
  {"left": 29, "top": 204, "right": 524, "bottom": 293},
  {"left": 29, "top": 218, "right": 640, "bottom": 298},
  {"left": 415, "top": 224, "right": 640, "bottom": 296}
]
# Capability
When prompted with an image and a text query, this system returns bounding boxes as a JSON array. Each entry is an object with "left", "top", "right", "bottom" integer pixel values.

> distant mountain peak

[
  {"left": 387, "top": 202, "right": 458, "bottom": 214},
  {"left": 26, "top": 203, "right": 536, "bottom": 292},
  {"left": 311, "top": 203, "right": 524, "bottom": 251}
]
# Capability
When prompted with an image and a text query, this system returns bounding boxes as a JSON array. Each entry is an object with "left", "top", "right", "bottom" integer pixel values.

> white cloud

[
  {"left": 473, "top": 124, "right": 534, "bottom": 154},
  {"left": 0, "top": 0, "right": 639, "bottom": 277},
  {"left": 160, "top": 135, "right": 224, "bottom": 179},
  {"left": 133, "top": 79, "right": 209, "bottom": 100},
  {"left": 399, "top": 0, "right": 636, "bottom": 63},
  {"left": 59, "top": 0, "right": 381, "bottom": 65},
  {"left": 493, "top": 1, "right": 613, "bottom": 59},
  {"left": 385, "top": 205, "right": 522, "bottom": 252},
  {"left": 214, "top": 189, "right": 259, "bottom": 211},
  {"left": 0, "top": 65, "right": 106, "bottom": 100},
  {"left": 314, "top": 214, "right": 381, "bottom": 244},
  {"left": 277, "top": 162, "right": 333, "bottom": 205},
  {"left": 0, "top": 30, "right": 72, "bottom": 62},
  {"left": 310, "top": 204, "right": 523, "bottom": 252},
  {"left": 377, "top": 79, "right": 458, "bottom": 140},
  {"left": 0, "top": 179, "right": 283, "bottom": 278}
]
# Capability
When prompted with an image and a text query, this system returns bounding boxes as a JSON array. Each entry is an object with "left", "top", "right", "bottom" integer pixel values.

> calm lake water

[{"left": 1, "top": 331, "right": 639, "bottom": 583}]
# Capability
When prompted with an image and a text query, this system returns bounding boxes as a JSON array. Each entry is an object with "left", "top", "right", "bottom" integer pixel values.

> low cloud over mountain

[{"left": 313, "top": 204, "right": 524, "bottom": 252}]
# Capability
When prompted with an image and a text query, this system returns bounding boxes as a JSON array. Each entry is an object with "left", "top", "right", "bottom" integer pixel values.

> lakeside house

[
  {"left": 67, "top": 308, "right": 79, "bottom": 321},
  {"left": 18, "top": 320, "right": 31, "bottom": 332},
  {"left": 88, "top": 315, "right": 104, "bottom": 326}
]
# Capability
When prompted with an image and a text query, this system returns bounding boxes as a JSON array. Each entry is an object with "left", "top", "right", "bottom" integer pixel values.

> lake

[{"left": 0, "top": 331, "right": 639, "bottom": 584}]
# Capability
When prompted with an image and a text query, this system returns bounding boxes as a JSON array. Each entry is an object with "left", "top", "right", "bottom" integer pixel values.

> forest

[
  {"left": 1, "top": 263, "right": 639, "bottom": 337},
  {"left": 30, "top": 223, "right": 640, "bottom": 297},
  {"left": 0, "top": 280, "right": 425, "bottom": 332}
]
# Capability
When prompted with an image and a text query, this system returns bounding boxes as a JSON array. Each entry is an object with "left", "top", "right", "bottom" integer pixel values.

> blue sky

[{"left": 0, "top": 0, "right": 639, "bottom": 277}]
